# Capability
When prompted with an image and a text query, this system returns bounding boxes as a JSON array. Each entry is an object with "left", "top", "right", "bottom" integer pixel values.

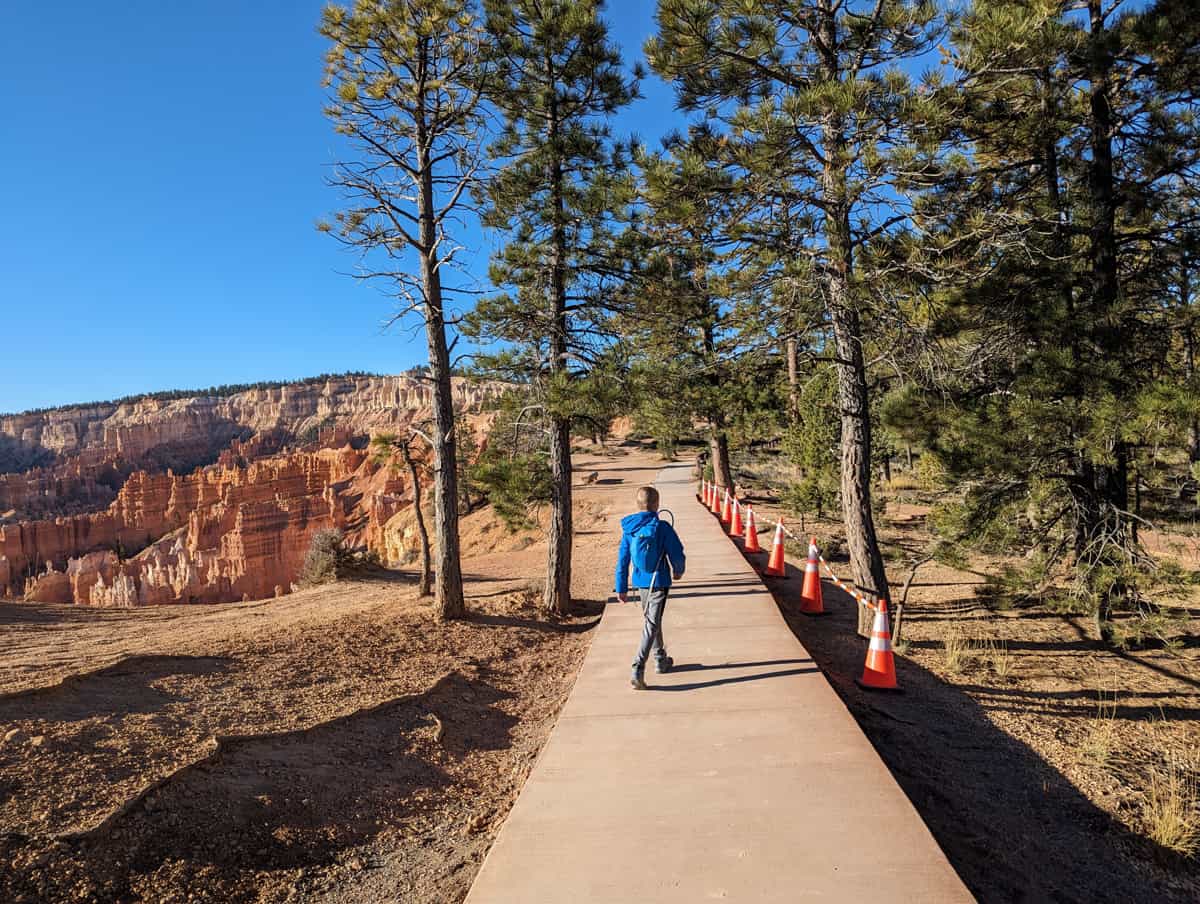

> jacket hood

[{"left": 621, "top": 511, "right": 659, "bottom": 533}]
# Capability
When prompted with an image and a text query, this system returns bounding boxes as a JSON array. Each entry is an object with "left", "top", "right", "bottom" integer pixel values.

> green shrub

[{"left": 472, "top": 451, "right": 553, "bottom": 531}]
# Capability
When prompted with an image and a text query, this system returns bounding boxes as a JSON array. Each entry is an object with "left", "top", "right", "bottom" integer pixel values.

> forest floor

[
  {"left": 734, "top": 449, "right": 1200, "bottom": 903},
  {"left": 0, "top": 443, "right": 664, "bottom": 904}
]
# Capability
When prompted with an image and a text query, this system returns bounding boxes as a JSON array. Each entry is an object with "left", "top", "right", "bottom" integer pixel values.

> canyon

[{"left": 0, "top": 375, "right": 497, "bottom": 606}]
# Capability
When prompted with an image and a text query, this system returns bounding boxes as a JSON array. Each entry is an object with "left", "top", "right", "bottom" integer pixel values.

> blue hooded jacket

[{"left": 615, "top": 510, "right": 686, "bottom": 594}]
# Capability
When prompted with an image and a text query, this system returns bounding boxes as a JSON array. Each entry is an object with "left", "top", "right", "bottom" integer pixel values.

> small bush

[
  {"left": 1111, "top": 609, "right": 1186, "bottom": 651},
  {"left": 914, "top": 453, "right": 948, "bottom": 489},
  {"left": 782, "top": 476, "right": 838, "bottom": 522},
  {"left": 299, "top": 529, "right": 354, "bottom": 586}
]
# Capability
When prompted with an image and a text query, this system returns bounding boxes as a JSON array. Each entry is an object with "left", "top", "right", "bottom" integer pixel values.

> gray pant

[{"left": 632, "top": 587, "right": 669, "bottom": 671}]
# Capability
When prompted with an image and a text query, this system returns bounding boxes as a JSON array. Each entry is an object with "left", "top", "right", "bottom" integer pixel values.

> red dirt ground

[
  {"left": 732, "top": 459, "right": 1200, "bottom": 904},
  {"left": 0, "top": 444, "right": 664, "bottom": 904}
]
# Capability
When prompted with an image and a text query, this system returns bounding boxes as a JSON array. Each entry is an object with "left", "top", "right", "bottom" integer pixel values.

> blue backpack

[{"left": 631, "top": 517, "right": 665, "bottom": 576}]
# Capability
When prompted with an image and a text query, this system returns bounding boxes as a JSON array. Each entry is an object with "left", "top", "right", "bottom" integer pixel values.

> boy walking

[{"left": 615, "top": 486, "right": 686, "bottom": 689}]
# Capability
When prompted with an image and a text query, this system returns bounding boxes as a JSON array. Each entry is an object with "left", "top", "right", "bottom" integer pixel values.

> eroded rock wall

[
  {"left": 1, "top": 376, "right": 498, "bottom": 605},
  {"left": 0, "top": 376, "right": 493, "bottom": 462}
]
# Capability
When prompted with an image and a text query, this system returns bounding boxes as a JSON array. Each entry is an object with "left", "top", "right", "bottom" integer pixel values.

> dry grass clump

[
  {"left": 884, "top": 472, "right": 924, "bottom": 493},
  {"left": 940, "top": 624, "right": 1014, "bottom": 680},
  {"left": 942, "top": 625, "right": 973, "bottom": 674},
  {"left": 733, "top": 454, "right": 799, "bottom": 496},
  {"left": 982, "top": 637, "right": 1012, "bottom": 679},
  {"left": 1143, "top": 755, "right": 1199, "bottom": 858},
  {"left": 1078, "top": 692, "right": 1119, "bottom": 770}
]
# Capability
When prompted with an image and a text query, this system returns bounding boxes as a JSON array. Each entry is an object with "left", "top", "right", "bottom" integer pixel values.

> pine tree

[
  {"left": 782, "top": 363, "right": 839, "bottom": 521},
  {"left": 319, "top": 0, "right": 487, "bottom": 619},
  {"left": 456, "top": 411, "right": 480, "bottom": 514},
  {"left": 631, "top": 129, "right": 747, "bottom": 489},
  {"left": 470, "top": 0, "right": 637, "bottom": 615},
  {"left": 648, "top": 0, "right": 944, "bottom": 634},
  {"left": 890, "top": 0, "right": 1200, "bottom": 641}
]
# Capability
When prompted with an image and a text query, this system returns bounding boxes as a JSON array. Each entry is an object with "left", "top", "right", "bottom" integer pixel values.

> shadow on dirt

[
  {"left": 763, "top": 574, "right": 1198, "bottom": 903},
  {"left": 0, "top": 655, "right": 234, "bottom": 714},
  {"left": 0, "top": 672, "right": 517, "bottom": 903}
]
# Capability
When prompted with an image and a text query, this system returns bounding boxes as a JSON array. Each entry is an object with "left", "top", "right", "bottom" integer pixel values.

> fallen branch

[{"left": 894, "top": 554, "right": 935, "bottom": 646}]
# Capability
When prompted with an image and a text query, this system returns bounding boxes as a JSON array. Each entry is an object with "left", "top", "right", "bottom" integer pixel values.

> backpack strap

[{"left": 647, "top": 517, "right": 668, "bottom": 591}]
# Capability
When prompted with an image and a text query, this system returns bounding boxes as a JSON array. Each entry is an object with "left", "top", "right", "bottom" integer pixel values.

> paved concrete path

[{"left": 465, "top": 463, "right": 973, "bottom": 903}]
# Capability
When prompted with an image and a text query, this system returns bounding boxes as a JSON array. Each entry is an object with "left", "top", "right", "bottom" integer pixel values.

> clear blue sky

[{"left": 0, "top": 1, "right": 685, "bottom": 413}]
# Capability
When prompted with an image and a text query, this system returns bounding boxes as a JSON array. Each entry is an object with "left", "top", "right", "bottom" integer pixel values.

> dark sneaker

[
  {"left": 655, "top": 656, "right": 674, "bottom": 674},
  {"left": 630, "top": 671, "right": 647, "bottom": 690}
]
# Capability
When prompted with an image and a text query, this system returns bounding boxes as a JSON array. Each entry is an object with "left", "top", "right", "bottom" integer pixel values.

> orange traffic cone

[
  {"left": 799, "top": 537, "right": 827, "bottom": 616},
  {"left": 743, "top": 506, "right": 762, "bottom": 552},
  {"left": 855, "top": 600, "right": 902, "bottom": 692},
  {"left": 701, "top": 480, "right": 709, "bottom": 505},
  {"left": 698, "top": 480, "right": 705, "bottom": 502},
  {"left": 709, "top": 483, "right": 722, "bottom": 515},
  {"left": 720, "top": 489, "right": 732, "bottom": 524},
  {"left": 730, "top": 499, "right": 743, "bottom": 536},
  {"left": 764, "top": 521, "right": 786, "bottom": 577}
]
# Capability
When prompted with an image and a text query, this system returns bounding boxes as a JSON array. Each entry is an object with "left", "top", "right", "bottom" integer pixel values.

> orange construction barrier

[
  {"left": 730, "top": 498, "right": 743, "bottom": 536},
  {"left": 764, "top": 521, "right": 786, "bottom": 576},
  {"left": 720, "top": 489, "right": 732, "bottom": 524},
  {"left": 743, "top": 506, "right": 762, "bottom": 552},
  {"left": 855, "top": 600, "right": 902, "bottom": 692},
  {"left": 799, "top": 537, "right": 827, "bottom": 616}
]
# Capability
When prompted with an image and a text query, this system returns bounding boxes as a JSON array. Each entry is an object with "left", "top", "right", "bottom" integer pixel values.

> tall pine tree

[
  {"left": 320, "top": 0, "right": 489, "bottom": 619},
  {"left": 471, "top": 0, "right": 637, "bottom": 615},
  {"left": 891, "top": 0, "right": 1200, "bottom": 640},
  {"left": 649, "top": 0, "right": 944, "bottom": 633},
  {"left": 632, "top": 130, "right": 747, "bottom": 490}
]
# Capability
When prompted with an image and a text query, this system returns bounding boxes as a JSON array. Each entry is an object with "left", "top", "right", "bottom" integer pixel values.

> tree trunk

[
  {"left": 1081, "top": 0, "right": 1125, "bottom": 644},
  {"left": 786, "top": 336, "right": 800, "bottom": 420},
  {"left": 817, "top": 0, "right": 889, "bottom": 637},
  {"left": 543, "top": 71, "right": 573, "bottom": 617},
  {"left": 416, "top": 37, "right": 465, "bottom": 620},
  {"left": 401, "top": 442, "right": 432, "bottom": 597},
  {"left": 545, "top": 418, "right": 573, "bottom": 616},
  {"left": 1132, "top": 462, "right": 1140, "bottom": 545},
  {"left": 710, "top": 428, "right": 734, "bottom": 490},
  {"left": 459, "top": 461, "right": 475, "bottom": 514},
  {"left": 832, "top": 305, "right": 890, "bottom": 637},
  {"left": 702, "top": 321, "right": 734, "bottom": 490},
  {"left": 1183, "top": 291, "right": 1198, "bottom": 462}
]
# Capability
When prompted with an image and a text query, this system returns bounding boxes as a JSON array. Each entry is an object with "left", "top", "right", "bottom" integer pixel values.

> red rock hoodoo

[{"left": 1, "top": 375, "right": 496, "bottom": 606}]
